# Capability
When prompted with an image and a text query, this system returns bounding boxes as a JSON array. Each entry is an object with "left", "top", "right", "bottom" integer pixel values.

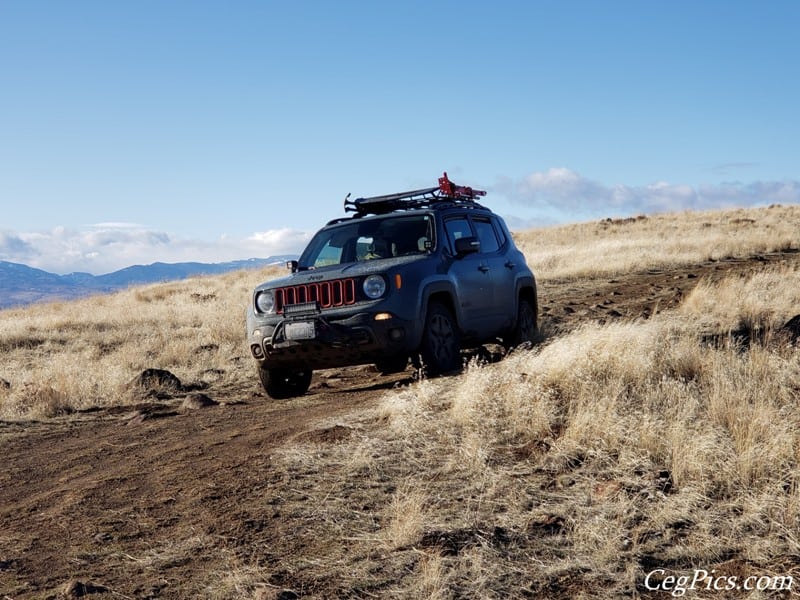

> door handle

[
  {"left": 505, "top": 261, "right": 516, "bottom": 269},
  {"left": 478, "top": 265, "right": 490, "bottom": 273}
]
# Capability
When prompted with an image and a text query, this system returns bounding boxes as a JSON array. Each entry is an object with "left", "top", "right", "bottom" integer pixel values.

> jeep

[{"left": 246, "top": 173, "right": 537, "bottom": 399}]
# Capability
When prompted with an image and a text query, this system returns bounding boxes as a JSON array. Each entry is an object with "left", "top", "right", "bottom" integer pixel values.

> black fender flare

[
  {"left": 409, "top": 279, "right": 461, "bottom": 348},
  {"left": 514, "top": 275, "right": 538, "bottom": 323}
]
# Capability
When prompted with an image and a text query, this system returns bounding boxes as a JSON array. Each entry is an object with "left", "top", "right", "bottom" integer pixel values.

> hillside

[{"left": 1, "top": 205, "right": 800, "bottom": 599}]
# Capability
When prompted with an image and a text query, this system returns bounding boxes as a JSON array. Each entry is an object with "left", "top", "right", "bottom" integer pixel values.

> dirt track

[{"left": 1, "top": 251, "right": 797, "bottom": 599}]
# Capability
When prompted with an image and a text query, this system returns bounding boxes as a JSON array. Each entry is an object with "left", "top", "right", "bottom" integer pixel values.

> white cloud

[
  {"left": 496, "top": 168, "right": 800, "bottom": 223},
  {"left": 88, "top": 222, "right": 145, "bottom": 229},
  {"left": 246, "top": 228, "right": 312, "bottom": 248},
  {"left": 1, "top": 224, "right": 312, "bottom": 275}
]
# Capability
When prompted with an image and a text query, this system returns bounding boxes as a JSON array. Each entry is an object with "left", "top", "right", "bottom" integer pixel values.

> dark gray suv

[{"left": 247, "top": 173, "right": 537, "bottom": 398}]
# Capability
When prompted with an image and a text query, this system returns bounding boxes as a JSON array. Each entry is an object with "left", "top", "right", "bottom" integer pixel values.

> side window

[
  {"left": 493, "top": 217, "right": 507, "bottom": 247},
  {"left": 444, "top": 217, "right": 472, "bottom": 253},
  {"left": 472, "top": 217, "right": 500, "bottom": 254}
]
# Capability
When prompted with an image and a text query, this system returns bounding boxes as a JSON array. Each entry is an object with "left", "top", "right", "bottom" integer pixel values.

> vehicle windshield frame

[{"left": 298, "top": 213, "right": 436, "bottom": 269}]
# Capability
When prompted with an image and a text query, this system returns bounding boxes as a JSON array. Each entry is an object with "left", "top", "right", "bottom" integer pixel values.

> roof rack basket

[{"left": 343, "top": 172, "right": 486, "bottom": 217}]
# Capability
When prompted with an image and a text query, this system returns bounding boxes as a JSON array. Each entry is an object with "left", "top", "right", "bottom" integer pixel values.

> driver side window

[{"left": 444, "top": 217, "right": 472, "bottom": 254}]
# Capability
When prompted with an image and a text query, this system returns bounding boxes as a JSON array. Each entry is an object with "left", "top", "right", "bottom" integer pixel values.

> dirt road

[{"left": 1, "top": 251, "right": 797, "bottom": 599}]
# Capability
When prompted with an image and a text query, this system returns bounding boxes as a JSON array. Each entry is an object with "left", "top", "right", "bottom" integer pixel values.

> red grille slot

[{"left": 275, "top": 278, "right": 356, "bottom": 313}]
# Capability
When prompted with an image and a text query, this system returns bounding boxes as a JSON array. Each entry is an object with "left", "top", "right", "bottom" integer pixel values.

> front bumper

[{"left": 249, "top": 310, "right": 416, "bottom": 370}]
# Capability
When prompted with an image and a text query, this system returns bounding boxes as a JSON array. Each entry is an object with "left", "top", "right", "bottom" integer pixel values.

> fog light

[
  {"left": 250, "top": 344, "right": 264, "bottom": 358},
  {"left": 374, "top": 312, "right": 392, "bottom": 321},
  {"left": 253, "top": 329, "right": 262, "bottom": 338},
  {"left": 389, "top": 327, "right": 405, "bottom": 341}
]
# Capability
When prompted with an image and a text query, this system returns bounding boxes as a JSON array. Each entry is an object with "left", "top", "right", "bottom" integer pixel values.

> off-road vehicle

[{"left": 247, "top": 173, "right": 537, "bottom": 398}]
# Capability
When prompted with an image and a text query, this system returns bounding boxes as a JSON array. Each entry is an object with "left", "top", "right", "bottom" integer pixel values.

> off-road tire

[
  {"left": 258, "top": 367, "right": 313, "bottom": 399},
  {"left": 418, "top": 302, "right": 461, "bottom": 376},
  {"left": 506, "top": 298, "right": 537, "bottom": 350}
]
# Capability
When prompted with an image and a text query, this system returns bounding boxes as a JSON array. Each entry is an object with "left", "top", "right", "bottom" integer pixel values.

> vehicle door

[
  {"left": 443, "top": 216, "right": 496, "bottom": 338},
  {"left": 470, "top": 215, "right": 517, "bottom": 331}
]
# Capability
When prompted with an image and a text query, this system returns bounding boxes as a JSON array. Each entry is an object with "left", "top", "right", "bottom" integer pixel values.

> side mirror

[
  {"left": 287, "top": 260, "right": 299, "bottom": 273},
  {"left": 454, "top": 236, "right": 480, "bottom": 257}
]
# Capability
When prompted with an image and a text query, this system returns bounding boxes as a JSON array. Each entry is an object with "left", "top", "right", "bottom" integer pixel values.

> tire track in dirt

[{"left": 540, "top": 251, "right": 798, "bottom": 331}]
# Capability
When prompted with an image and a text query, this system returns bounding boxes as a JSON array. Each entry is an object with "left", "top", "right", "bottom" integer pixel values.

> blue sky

[{"left": 1, "top": 1, "right": 798, "bottom": 274}]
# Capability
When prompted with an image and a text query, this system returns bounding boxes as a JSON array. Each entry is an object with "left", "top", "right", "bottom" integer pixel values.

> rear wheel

[
  {"left": 418, "top": 302, "right": 461, "bottom": 376},
  {"left": 258, "top": 366, "right": 313, "bottom": 399},
  {"left": 506, "top": 298, "right": 537, "bottom": 350}
]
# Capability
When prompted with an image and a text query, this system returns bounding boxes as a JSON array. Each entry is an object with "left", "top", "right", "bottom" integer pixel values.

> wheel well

[
  {"left": 519, "top": 286, "right": 538, "bottom": 325},
  {"left": 426, "top": 291, "right": 457, "bottom": 324}
]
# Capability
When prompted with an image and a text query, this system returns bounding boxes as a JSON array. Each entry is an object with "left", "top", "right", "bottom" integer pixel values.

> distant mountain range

[{"left": 0, "top": 257, "right": 296, "bottom": 310}]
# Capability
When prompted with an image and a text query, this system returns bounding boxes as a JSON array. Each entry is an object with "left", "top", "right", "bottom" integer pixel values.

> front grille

[{"left": 275, "top": 278, "right": 357, "bottom": 313}]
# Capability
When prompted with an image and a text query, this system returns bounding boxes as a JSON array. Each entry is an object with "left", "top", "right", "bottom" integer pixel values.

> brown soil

[{"left": 1, "top": 251, "right": 797, "bottom": 599}]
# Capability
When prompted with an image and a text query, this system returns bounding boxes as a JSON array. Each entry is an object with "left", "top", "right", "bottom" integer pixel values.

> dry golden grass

[
  {"left": 681, "top": 263, "right": 800, "bottom": 334},
  {"left": 260, "top": 279, "right": 796, "bottom": 597},
  {"left": 383, "top": 486, "right": 428, "bottom": 550},
  {"left": 2, "top": 204, "right": 800, "bottom": 597},
  {"left": 516, "top": 204, "right": 800, "bottom": 280},
  {"left": 358, "top": 265, "right": 800, "bottom": 597},
  {"left": 256, "top": 259, "right": 800, "bottom": 597},
  {"left": 0, "top": 266, "right": 283, "bottom": 419}
]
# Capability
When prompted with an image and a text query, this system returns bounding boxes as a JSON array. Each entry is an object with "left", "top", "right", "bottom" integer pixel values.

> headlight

[
  {"left": 255, "top": 290, "right": 276, "bottom": 313},
  {"left": 363, "top": 274, "right": 386, "bottom": 299}
]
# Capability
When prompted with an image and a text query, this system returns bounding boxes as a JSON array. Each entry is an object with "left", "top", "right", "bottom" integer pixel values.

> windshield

[{"left": 299, "top": 214, "right": 435, "bottom": 269}]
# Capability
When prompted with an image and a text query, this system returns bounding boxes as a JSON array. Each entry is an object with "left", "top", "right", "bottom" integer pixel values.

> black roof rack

[{"left": 343, "top": 172, "right": 487, "bottom": 217}]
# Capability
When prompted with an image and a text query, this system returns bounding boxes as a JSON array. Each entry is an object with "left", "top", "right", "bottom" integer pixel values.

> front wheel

[
  {"left": 418, "top": 302, "right": 461, "bottom": 376},
  {"left": 258, "top": 366, "right": 312, "bottom": 399}
]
